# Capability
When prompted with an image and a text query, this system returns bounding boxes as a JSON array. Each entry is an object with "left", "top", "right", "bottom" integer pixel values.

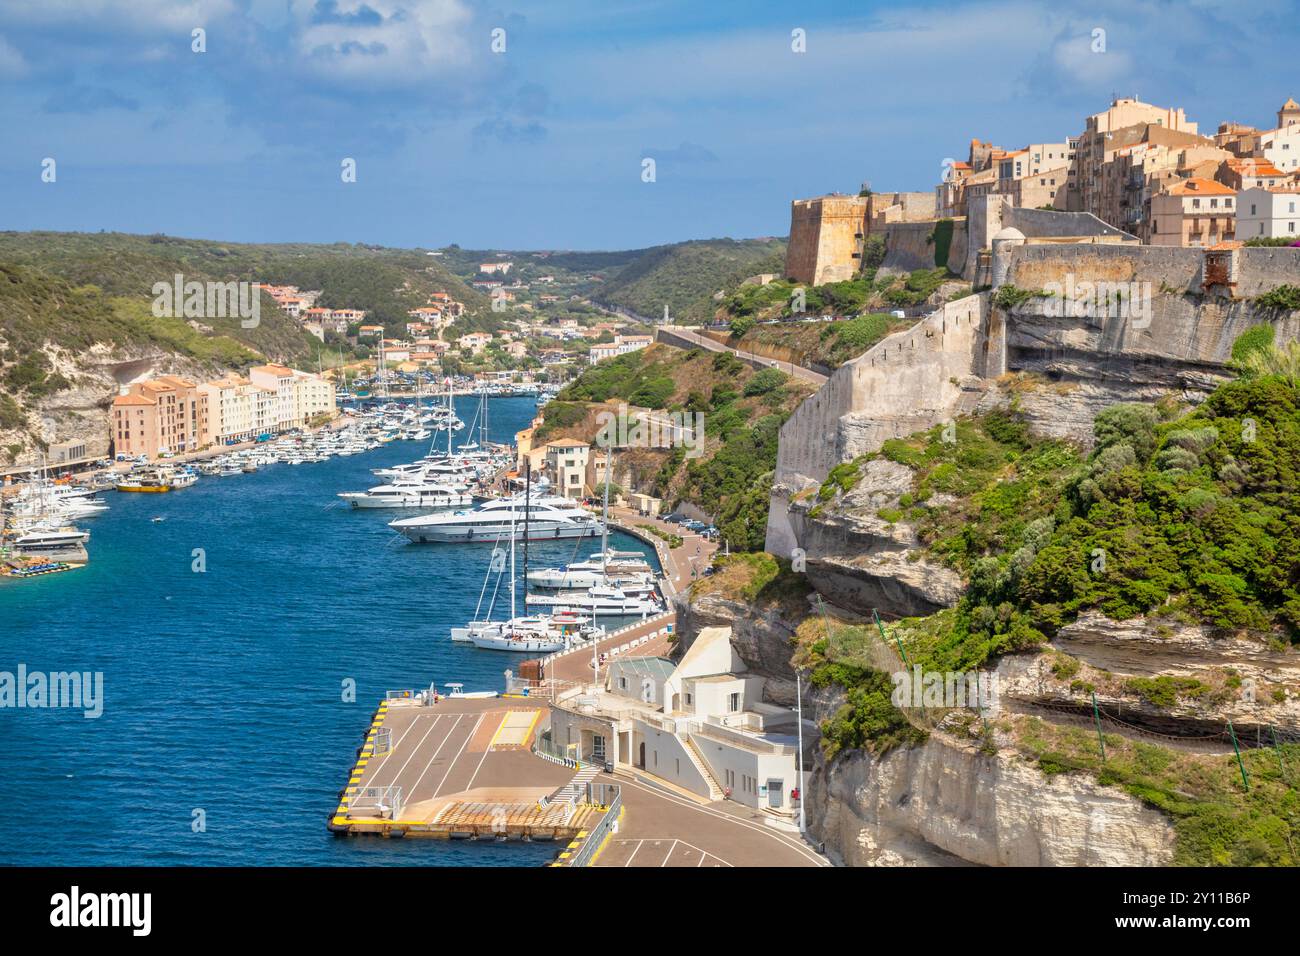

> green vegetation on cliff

[{"left": 538, "top": 344, "right": 812, "bottom": 549}]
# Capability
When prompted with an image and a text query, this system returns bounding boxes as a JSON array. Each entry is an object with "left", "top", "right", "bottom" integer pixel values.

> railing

[
  {"left": 568, "top": 783, "right": 622, "bottom": 867},
  {"left": 347, "top": 785, "right": 404, "bottom": 820},
  {"left": 693, "top": 718, "right": 797, "bottom": 755}
]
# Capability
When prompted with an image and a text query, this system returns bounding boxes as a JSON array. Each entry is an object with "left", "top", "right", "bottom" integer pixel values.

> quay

[{"left": 330, "top": 693, "right": 608, "bottom": 844}]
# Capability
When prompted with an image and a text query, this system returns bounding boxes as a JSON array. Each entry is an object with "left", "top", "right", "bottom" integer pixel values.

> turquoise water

[{"left": 0, "top": 397, "right": 654, "bottom": 866}]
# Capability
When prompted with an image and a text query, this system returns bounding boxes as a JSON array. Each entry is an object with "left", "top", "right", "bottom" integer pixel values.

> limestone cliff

[{"left": 807, "top": 691, "right": 1177, "bottom": 867}]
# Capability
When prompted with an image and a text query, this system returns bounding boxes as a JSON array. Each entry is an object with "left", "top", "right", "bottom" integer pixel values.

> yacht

[
  {"left": 338, "top": 478, "right": 474, "bottom": 510},
  {"left": 389, "top": 489, "right": 603, "bottom": 544},
  {"left": 525, "top": 584, "right": 664, "bottom": 616},
  {"left": 10, "top": 525, "right": 91, "bottom": 558}
]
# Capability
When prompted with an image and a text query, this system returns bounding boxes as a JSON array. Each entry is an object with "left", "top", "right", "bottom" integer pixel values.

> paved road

[
  {"left": 595, "top": 772, "right": 828, "bottom": 867},
  {"left": 658, "top": 325, "right": 828, "bottom": 386}
]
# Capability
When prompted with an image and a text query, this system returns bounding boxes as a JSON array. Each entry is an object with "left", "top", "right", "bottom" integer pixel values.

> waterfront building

[
  {"left": 548, "top": 626, "right": 810, "bottom": 815},
  {"left": 197, "top": 375, "right": 256, "bottom": 446},
  {"left": 110, "top": 375, "right": 201, "bottom": 459},
  {"left": 249, "top": 364, "right": 297, "bottom": 430},
  {"left": 544, "top": 439, "right": 591, "bottom": 498}
]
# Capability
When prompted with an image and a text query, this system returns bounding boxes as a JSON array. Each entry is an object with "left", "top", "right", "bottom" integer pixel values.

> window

[
  {"left": 728, "top": 692, "right": 741, "bottom": 712},
  {"left": 1291, "top": 222, "right": 1296, "bottom": 234},
  {"left": 1192, "top": 198, "right": 1201, "bottom": 209}
]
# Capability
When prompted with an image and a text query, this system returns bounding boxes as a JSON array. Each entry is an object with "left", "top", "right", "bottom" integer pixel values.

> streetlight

[{"left": 796, "top": 669, "right": 806, "bottom": 837}]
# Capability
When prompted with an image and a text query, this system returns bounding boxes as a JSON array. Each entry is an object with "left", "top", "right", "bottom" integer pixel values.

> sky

[{"left": 1, "top": 0, "right": 1298, "bottom": 251}]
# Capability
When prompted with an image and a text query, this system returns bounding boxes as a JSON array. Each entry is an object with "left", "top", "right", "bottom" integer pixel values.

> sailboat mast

[
  {"left": 446, "top": 376, "right": 454, "bottom": 458},
  {"left": 523, "top": 458, "right": 531, "bottom": 588},
  {"left": 601, "top": 446, "right": 611, "bottom": 581}
]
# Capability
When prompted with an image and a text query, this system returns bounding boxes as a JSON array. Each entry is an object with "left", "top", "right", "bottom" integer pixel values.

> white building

[
  {"left": 588, "top": 334, "right": 653, "bottom": 364},
  {"left": 547, "top": 626, "right": 812, "bottom": 817},
  {"left": 1258, "top": 123, "right": 1300, "bottom": 174},
  {"left": 1237, "top": 184, "right": 1300, "bottom": 240},
  {"left": 249, "top": 364, "right": 298, "bottom": 431}
]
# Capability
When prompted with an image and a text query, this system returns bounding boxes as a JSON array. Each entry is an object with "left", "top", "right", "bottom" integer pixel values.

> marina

[{"left": 0, "top": 396, "right": 658, "bottom": 866}]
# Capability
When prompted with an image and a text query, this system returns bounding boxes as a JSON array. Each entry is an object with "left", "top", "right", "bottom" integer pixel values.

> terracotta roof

[
  {"left": 1165, "top": 177, "right": 1235, "bottom": 196},
  {"left": 113, "top": 393, "right": 156, "bottom": 407},
  {"left": 1226, "top": 158, "right": 1285, "bottom": 177}
]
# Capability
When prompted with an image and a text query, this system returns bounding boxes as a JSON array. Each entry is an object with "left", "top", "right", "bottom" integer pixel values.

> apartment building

[
  {"left": 119, "top": 367, "right": 337, "bottom": 457},
  {"left": 544, "top": 439, "right": 591, "bottom": 498},
  {"left": 249, "top": 364, "right": 297, "bottom": 429},
  {"left": 110, "top": 375, "right": 202, "bottom": 459},
  {"left": 1149, "top": 178, "right": 1237, "bottom": 247},
  {"left": 1236, "top": 183, "right": 1300, "bottom": 240}
]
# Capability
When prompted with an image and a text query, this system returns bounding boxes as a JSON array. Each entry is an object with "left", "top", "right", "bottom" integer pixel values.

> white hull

[
  {"left": 525, "top": 594, "right": 663, "bottom": 616},
  {"left": 397, "top": 522, "right": 602, "bottom": 544},
  {"left": 340, "top": 493, "right": 474, "bottom": 509},
  {"left": 470, "top": 632, "right": 566, "bottom": 655}
]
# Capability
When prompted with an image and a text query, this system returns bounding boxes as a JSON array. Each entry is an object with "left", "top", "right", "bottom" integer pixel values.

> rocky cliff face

[
  {"left": 807, "top": 695, "right": 1177, "bottom": 867},
  {"left": 791, "top": 459, "right": 963, "bottom": 618},
  {"left": 1, "top": 341, "right": 223, "bottom": 465}
]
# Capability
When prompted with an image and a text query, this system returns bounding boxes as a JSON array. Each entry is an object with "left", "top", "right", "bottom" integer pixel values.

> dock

[{"left": 329, "top": 693, "right": 616, "bottom": 847}]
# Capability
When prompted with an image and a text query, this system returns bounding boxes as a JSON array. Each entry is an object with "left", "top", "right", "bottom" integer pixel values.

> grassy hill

[
  {"left": 0, "top": 230, "right": 503, "bottom": 463},
  {"left": 593, "top": 238, "right": 787, "bottom": 323},
  {"left": 0, "top": 232, "right": 490, "bottom": 336}
]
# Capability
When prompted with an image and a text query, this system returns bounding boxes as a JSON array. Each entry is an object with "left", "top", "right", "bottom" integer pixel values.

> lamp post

[{"left": 796, "top": 669, "right": 806, "bottom": 837}]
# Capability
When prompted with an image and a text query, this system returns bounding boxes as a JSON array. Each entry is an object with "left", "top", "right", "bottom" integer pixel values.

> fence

[
  {"left": 568, "top": 783, "right": 623, "bottom": 867},
  {"left": 348, "top": 785, "right": 404, "bottom": 820}
]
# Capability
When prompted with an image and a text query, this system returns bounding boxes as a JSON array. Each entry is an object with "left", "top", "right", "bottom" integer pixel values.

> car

[
  {"left": 663, "top": 513, "right": 687, "bottom": 524},
  {"left": 682, "top": 519, "right": 706, "bottom": 531}
]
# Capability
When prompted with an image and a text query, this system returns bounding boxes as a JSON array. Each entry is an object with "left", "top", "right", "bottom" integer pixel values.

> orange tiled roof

[
  {"left": 1165, "top": 177, "right": 1235, "bottom": 196},
  {"left": 113, "top": 393, "right": 156, "bottom": 407}
]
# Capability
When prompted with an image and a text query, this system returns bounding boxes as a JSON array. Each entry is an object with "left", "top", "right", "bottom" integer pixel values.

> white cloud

[
  {"left": 0, "top": 34, "right": 26, "bottom": 77},
  {"left": 287, "top": 0, "right": 478, "bottom": 88}
]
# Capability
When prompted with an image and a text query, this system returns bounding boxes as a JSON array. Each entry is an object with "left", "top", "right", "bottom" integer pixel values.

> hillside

[
  {"left": 594, "top": 238, "right": 787, "bottom": 323},
  {"left": 532, "top": 342, "right": 814, "bottom": 548},
  {"left": 0, "top": 232, "right": 490, "bottom": 334},
  {"left": 0, "top": 231, "right": 494, "bottom": 465}
]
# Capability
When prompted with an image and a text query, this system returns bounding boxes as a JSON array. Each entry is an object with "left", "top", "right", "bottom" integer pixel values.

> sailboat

[{"left": 455, "top": 462, "right": 601, "bottom": 652}]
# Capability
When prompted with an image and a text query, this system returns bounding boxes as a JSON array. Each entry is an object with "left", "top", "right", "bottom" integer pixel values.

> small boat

[{"left": 116, "top": 471, "right": 172, "bottom": 493}]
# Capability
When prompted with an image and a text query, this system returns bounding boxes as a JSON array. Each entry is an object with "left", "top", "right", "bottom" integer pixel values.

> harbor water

[{"left": 0, "top": 396, "right": 658, "bottom": 866}]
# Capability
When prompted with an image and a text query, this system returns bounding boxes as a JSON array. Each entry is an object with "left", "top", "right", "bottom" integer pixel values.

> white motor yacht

[{"left": 338, "top": 478, "right": 474, "bottom": 510}]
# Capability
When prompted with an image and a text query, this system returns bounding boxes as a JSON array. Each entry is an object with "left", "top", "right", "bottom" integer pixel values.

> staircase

[
  {"left": 541, "top": 762, "right": 602, "bottom": 810},
  {"left": 681, "top": 733, "right": 726, "bottom": 801}
]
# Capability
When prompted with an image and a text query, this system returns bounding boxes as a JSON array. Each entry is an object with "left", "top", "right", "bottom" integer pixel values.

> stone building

[{"left": 783, "top": 194, "right": 868, "bottom": 285}]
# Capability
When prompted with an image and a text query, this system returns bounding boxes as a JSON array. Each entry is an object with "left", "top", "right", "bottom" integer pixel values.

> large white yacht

[
  {"left": 389, "top": 488, "right": 603, "bottom": 544},
  {"left": 337, "top": 477, "right": 474, "bottom": 510},
  {"left": 525, "top": 584, "right": 664, "bottom": 617}
]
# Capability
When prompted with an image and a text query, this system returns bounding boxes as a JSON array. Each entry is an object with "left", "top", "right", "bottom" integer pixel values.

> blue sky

[{"left": 1, "top": 0, "right": 1297, "bottom": 250}]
